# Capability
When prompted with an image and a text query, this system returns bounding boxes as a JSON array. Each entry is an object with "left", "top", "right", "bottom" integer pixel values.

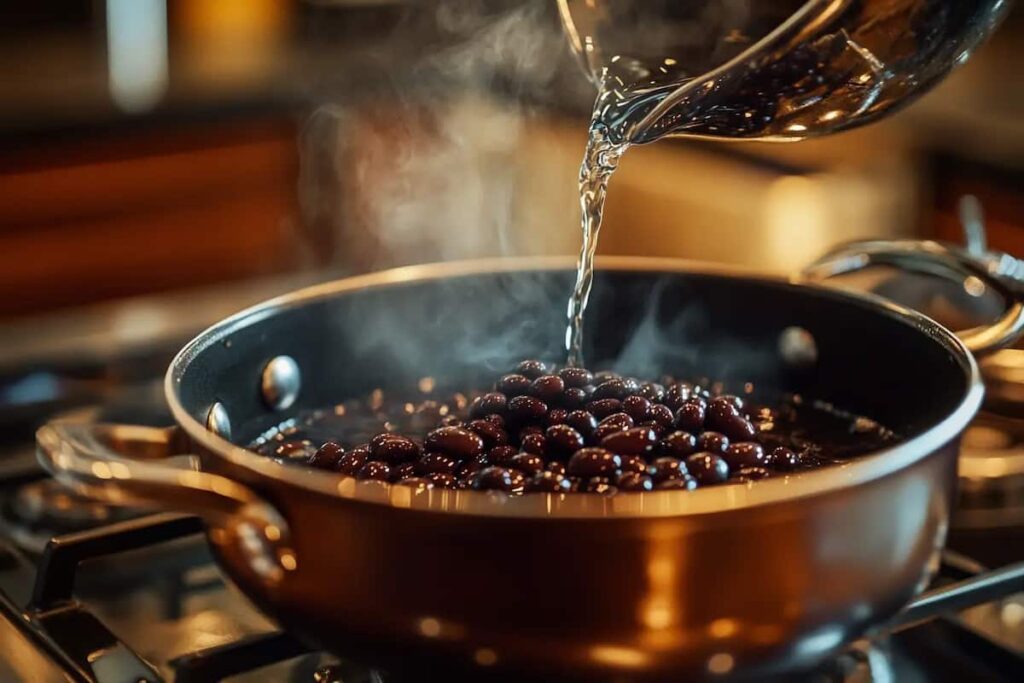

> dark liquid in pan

[{"left": 250, "top": 360, "right": 896, "bottom": 495}]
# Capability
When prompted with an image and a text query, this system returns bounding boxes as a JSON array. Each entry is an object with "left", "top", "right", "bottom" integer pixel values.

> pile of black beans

[{"left": 259, "top": 360, "right": 877, "bottom": 495}]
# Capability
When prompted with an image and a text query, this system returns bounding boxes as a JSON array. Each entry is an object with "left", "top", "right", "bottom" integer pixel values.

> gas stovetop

[{"left": 0, "top": 299, "right": 1022, "bottom": 681}]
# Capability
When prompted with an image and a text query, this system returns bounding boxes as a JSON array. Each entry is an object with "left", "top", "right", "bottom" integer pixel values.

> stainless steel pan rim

[{"left": 164, "top": 256, "right": 983, "bottom": 518}]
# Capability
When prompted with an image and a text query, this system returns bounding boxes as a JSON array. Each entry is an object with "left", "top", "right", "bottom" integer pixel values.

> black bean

[
  {"left": 601, "top": 426, "right": 658, "bottom": 455},
  {"left": 650, "top": 457, "right": 689, "bottom": 483},
  {"left": 639, "top": 421, "right": 669, "bottom": 439},
  {"left": 686, "top": 452, "right": 730, "bottom": 485},
  {"left": 546, "top": 408, "right": 569, "bottom": 426},
  {"left": 525, "top": 471, "right": 571, "bottom": 493},
  {"left": 507, "top": 468, "right": 526, "bottom": 491},
  {"left": 582, "top": 477, "right": 617, "bottom": 494},
  {"left": 586, "top": 399, "right": 622, "bottom": 419},
  {"left": 663, "top": 383, "right": 694, "bottom": 411},
  {"left": 308, "top": 441, "right": 345, "bottom": 470},
  {"left": 371, "top": 434, "right": 420, "bottom": 464},
  {"left": 545, "top": 424, "right": 585, "bottom": 457},
  {"left": 707, "top": 398, "right": 755, "bottom": 439},
  {"left": 599, "top": 412, "right": 634, "bottom": 431},
  {"left": 561, "top": 387, "right": 587, "bottom": 409},
  {"left": 467, "top": 419, "right": 508, "bottom": 449},
  {"left": 565, "top": 410, "right": 598, "bottom": 437},
  {"left": 567, "top": 447, "right": 621, "bottom": 477},
  {"left": 357, "top": 461, "right": 391, "bottom": 481},
  {"left": 638, "top": 382, "right": 666, "bottom": 402},
  {"left": 619, "top": 453, "right": 649, "bottom": 474},
  {"left": 674, "top": 402, "right": 706, "bottom": 433},
  {"left": 658, "top": 431, "right": 697, "bottom": 458},
  {"left": 617, "top": 472, "right": 654, "bottom": 491},
  {"left": 734, "top": 466, "right": 771, "bottom": 482},
  {"left": 697, "top": 431, "right": 730, "bottom": 454},
  {"left": 657, "top": 476, "right": 698, "bottom": 491},
  {"left": 593, "top": 422, "right": 626, "bottom": 443},
  {"left": 457, "top": 460, "right": 483, "bottom": 481},
  {"left": 498, "top": 374, "right": 532, "bottom": 397},
  {"left": 547, "top": 461, "right": 567, "bottom": 475},
  {"left": 520, "top": 433, "right": 548, "bottom": 456},
  {"left": 508, "top": 395, "right": 549, "bottom": 423},
  {"left": 370, "top": 432, "right": 397, "bottom": 450},
  {"left": 484, "top": 413, "right": 505, "bottom": 427},
  {"left": 487, "top": 445, "right": 518, "bottom": 465},
  {"left": 622, "top": 395, "right": 652, "bottom": 422},
  {"left": 417, "top": 451, "right": 458, "bottom": 475},
  {"left": 708, "top": 395, "right": 741, "bottom": 421},
  {"left": 470, "top": 392, "right": 507, "bottom": 418},
  {"left": 724, "top": 442, "right": 767, "bottom": 469},
  {"left": 336, "top": 449, "right": 369, "bottom": 475},
  {"left": 771, "top": 446, "right": 803, "bottom": 471},
  {"left": 593, "top": 379, "right": 630, "bottom": 400},
  {"left": 531, "top": 375, "right": 566, "bottom": 403},
  {"left": 390, "top": 463, "right": 418, "bottom": 482},
  {"left": 516, "top": 360, "right": 550, "bottom": 379},
  {"left": 720, "top": 394, "right": 744, "bottom": 410},
  {"left": 425, "top": 472, "right": 459, "bottom": 488},
  {"left": 424, "top": 426, "right": 485, "bottom": 460},
  {"left": 649, "top": 404, "right": 675, "bottom": 427},
  {"left": 559, "top": 367, "right": 593, "bottom": 388},
  {"left": 275, "top": 440, "right": 317, "bottom": 463},
  {"left": 509, "top": 452, "right": 545, "bottom": 474},
  {"left": 472, "top": 466, "right": 515, "bottom": 491},
  {"left": 518, "top": 425, "right": 544, "bottom": 440},
  {"left": 593, "top": 370, "right": 621, "bottom": 383}
]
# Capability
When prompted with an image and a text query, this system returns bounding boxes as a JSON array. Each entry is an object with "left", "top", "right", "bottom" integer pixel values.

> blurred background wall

[{"left": 0, "top": 0, "right": 1021, "bottom": 320}]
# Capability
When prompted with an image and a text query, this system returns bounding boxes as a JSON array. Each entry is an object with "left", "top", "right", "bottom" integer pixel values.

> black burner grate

[{"left": 1, "top": 511, "right": 1022, "bottom": 682}]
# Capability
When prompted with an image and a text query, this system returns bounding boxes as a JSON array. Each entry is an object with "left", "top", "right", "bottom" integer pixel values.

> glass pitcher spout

[{"left": 558, "top": 0, "right": 1013, "bottom": 145}]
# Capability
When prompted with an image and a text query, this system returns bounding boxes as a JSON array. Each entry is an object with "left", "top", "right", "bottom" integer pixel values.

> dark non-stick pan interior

[{"left": 173, "top": 267, "right": 972, "bottom": 447}]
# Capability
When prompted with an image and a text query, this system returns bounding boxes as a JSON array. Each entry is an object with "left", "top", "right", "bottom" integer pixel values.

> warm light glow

[
  {"left": 709, "top": 618, "right": 738, "bottom": 639},
  {"left": 418, "top": 377, "right": 436, "bottom": 393},
  {"left": 91, "top": 462, "right": 113, "bottom": 480},
  {"left": 474, "top": 648, "right": 498, "bottom": 666},
  {"left": 707, "top": 653, "right": 735, "bottom": 675},
  {"left": 418, "top": 617, "right": 442, "bottom": 637},
  {"left": 279, "top": 552, "right": 297, "bottom": 571},
  {"left": 589, "top": 645, "right": 650, "bottom": 668}
]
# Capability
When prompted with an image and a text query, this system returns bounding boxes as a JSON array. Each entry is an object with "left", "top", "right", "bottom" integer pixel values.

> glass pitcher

[{"left": 557, "top": 0, "right": 1012, "bottom": 145}]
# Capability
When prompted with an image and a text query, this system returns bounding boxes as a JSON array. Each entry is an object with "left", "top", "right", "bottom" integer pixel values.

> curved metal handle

[
  {"left": 801, "top": 239, "right": 1024, "bottom": 357},
  {"left": 36, "top": 421, "right": 296, "bottom": 584}
]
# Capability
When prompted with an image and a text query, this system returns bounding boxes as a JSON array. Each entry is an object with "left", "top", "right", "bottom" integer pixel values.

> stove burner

[{"left": 0, "top": 477, "right": 137, "bottom": 555}]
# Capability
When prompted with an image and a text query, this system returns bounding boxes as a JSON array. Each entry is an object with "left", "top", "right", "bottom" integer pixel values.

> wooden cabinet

[{"left": 0, "top": 117, "right": 300, "bottom": 318}]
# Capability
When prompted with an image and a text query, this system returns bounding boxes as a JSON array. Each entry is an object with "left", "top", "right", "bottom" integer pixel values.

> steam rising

[{"left": 300, "top": 1, "right": 780, "bottom": 388}]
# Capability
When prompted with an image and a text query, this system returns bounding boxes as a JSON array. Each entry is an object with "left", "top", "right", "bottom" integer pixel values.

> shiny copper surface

[{"left": 38, "top": 258, "right": 989, "bottom": 679}]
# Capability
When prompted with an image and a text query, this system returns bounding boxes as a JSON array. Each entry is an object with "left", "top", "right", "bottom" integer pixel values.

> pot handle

[
  {"left": 801, "top": 238, "right": 1024, "bottom": 358},
  {"left": 36, "top": 421, "right": 296, "bottom": 584}
]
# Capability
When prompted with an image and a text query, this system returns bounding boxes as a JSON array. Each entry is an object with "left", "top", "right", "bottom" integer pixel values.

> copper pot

[{"left": 36, "top": 257, "right": 1024, "bottom": 680}]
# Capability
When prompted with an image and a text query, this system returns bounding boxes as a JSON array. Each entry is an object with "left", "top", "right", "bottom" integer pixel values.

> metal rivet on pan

[
  {"left": 779, "top": 326, "right": 818, "bottom": 367},
  {"left": 261, "top": 355, "right": 301, "bottom": 411},
  {"left": 206, "top": 402, "right": 232, "bottom": 440}
]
